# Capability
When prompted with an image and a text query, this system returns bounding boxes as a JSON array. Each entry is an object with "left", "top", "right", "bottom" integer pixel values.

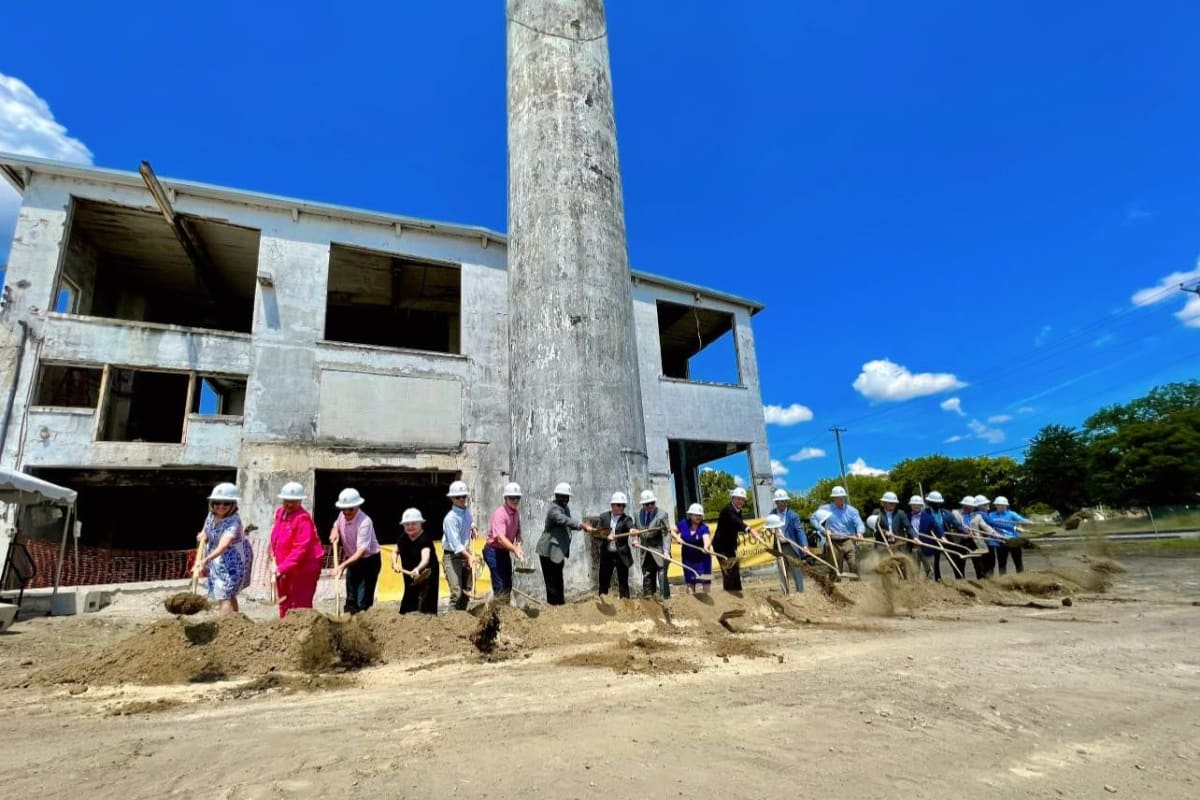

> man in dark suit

[
  {"left": 874, "top": 491, "right": 915, "bottom": 548},
  {"left": 635, "top": 490, "right": 672, "bottom": 598},
  {"left": 597, "top": 491, "right": 634, "bottom": 598},
  {"left": 713, "top": 487, "right": 754, "bottom": 591}
]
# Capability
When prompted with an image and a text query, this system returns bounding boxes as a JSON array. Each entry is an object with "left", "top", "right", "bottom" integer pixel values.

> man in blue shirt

[
  {"left": 810, "top": 486, "right": 866, "bottom": 574},
  {"left": 987, "top": 496, "right": 1032, "bottom": 575},
  {"left": 771, "top": 489, "right": 813, "bottom": 592}
]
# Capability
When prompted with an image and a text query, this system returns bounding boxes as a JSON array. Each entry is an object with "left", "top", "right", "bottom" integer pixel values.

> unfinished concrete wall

[{"left": 633, "top": 281, "right": 774, "bottom": 515}]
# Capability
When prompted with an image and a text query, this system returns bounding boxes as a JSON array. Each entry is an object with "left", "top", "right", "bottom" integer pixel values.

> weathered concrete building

[{"left": 0, "top": 154, "right": 773, "bottom": 595}]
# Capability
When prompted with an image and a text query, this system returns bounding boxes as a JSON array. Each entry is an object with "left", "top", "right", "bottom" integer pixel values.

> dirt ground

[{"left": 1, "top": 549, "right": 1197, "bottom": 799}]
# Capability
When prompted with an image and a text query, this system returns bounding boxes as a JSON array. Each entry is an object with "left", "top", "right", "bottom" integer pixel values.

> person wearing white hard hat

[
  {"left": 954, "top": 495, "right": 999, "bottom": 579},
  {"left": 635, "top": 489, "right": 672, "bottom": 598},
  {"left": 713, "top": 486, "right": 754, "bottom": 591},
  {"left": 916, "top": 491, "right": 964, "bottom": 578},
  {"left": 973, "top": 495, "right": 1004, "bottom": 578},
  {"left": 811, "top": 485, "right": 867, "bottom": 575},
  {"left": 535, "top": 482, "right": 595, "bottom": 605},
  {"left": 269, "top": 481, "right": 325, "bottom": 618},
  {"left": 196, "top": 482, "right": 253, "bottom": 616},
  {"left": 771, "top": 489, "right": 813, "bottom": 592},
  {"left": 873, "top": 490, "right": 916, "bottom": 553},
  {"left": 394, "top": 508, "right": 438, "bottom": 614},
  {"left": 674, "top": 503, "right": 713, "bottom": 594},
  {"left": 987, "top": 496, "right": 1032, "bottom": 575},
  {"left": 597, "top": 492, "right": 634, "bottom": 598},
  {"left": 441, "top": 480, "right": 478, "bottom": 611},
  {"left": 484, "top": 482, "right": 524, "bottom": 599},
  {"left": 329, "top": 488, "right": 380, "bottom": 615}
]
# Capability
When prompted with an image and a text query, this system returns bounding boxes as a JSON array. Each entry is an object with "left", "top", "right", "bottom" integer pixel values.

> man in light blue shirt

[
  {"left": 442, "top": 480, "right": 477, "bottom": 610},
  {"left": 810, "top": 485, "right": 866, "bottom": 574},
  {"left": 771, "top": 489, "right": 813, "bottom": 591}
]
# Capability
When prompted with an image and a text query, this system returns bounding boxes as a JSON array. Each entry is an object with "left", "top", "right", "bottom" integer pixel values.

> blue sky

[{"left": 2, "top": 1, "right": 1199, "bottom": 493}]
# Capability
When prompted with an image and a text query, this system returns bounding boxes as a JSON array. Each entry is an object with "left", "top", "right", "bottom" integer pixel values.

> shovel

[
  {"left": 164, "top": 535, "right": 212, "bottom": 615},
  {"left": 332, "top": 539, "right": 343, "bottom": 619},
  {"left": 677, "top": 537, "right": 736, "bottom": 567},
  {"left": 632, "top": 541, "right": 700, "bottom": 580},
  {"left": 511, "top": 586, "right": 544, "bottom": 606}
]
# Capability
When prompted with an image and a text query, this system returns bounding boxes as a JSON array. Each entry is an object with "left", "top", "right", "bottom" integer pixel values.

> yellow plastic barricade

[{"left": 377, "top": 537, "right": 492, "bottom": 602}]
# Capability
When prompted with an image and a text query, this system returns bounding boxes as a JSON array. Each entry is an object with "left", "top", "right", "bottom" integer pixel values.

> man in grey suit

[
  {"left": 634, "top": 489, "right": 672, "bottom": 598},
  {"left": 597, "top": 491, "right": 634, "bottom": 598},
  {"left": 535, "top": 481, "right": 594, "bottom": 605}
]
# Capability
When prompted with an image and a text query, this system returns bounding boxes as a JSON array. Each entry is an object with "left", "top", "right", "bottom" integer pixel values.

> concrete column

[{"left": 507, "top": 0, "right": 649, "bottom": 599}]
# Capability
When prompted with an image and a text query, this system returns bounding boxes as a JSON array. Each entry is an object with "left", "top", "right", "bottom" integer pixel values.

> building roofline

[{"left": 0, "top": 153, "right": 764, "bottom": 314}]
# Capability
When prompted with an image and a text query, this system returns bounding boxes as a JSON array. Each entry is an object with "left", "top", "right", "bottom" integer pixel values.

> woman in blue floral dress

[{"left": 197, "top": 482, "right": 254, "bottom": 615}]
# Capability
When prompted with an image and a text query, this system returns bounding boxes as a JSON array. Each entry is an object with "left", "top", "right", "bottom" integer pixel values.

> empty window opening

[
  {"left": 656, "top": 301, "right": 741, "bottom": 385},
  {"left": 325, "top": 244, "right": 461, "bottom": 353},
  {"left": 28, "top": 468, "right": 235, "bottom": 565},
  {"left": 34, "top": 364, "right": 103, "bottom": 408},
  {"left": 312, "top": 469, "right": 461, "bottom": 548},
  {"left": 97, "top": 368, "right": 190, "bottom": 443},
  {"left": 669, "top": 440, "right": 756, "bottom": 520},
  {"left": 56, "top": 198, "right": 259, "bottom": 332},
  {"left": 55, "top": 276, "right": 80, "bottom": 314},
  {"left": 192, "top": 376, "right": 247, "bottom": 416}
]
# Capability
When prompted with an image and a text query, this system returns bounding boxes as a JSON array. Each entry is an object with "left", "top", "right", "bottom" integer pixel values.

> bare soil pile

[{"left": 28, "top": 558, "right": 1123, "bottom": 687}]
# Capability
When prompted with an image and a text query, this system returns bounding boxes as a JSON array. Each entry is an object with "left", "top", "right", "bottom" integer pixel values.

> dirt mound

[
  {"left": 163, "top": 593, "right": 209, "bottom": 615},
  {"left": 711, "top": 638, "right": 775, "bottom": 660},
  {"left": 34, "top": 610, "right": 381, "bottom": 686},
  {"left": 556, "top": 645, "right": 696, "bottom": 675},
  {"left": 108, "top": 698, "right": 184, "bottom": 715}
]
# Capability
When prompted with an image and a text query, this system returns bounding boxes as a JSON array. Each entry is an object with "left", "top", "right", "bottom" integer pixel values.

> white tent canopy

[
  {"left": 0, "top": 466, "right": 77, "bottom": 507},
  {"left": 0, "top": 467, "right": 77, "bottom": 599}
]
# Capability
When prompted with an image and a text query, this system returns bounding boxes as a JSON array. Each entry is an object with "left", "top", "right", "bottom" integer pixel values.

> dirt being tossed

[
  {"left": 163, "top": 593, "right": 210, "bottom": 615},
  {"left": 28, "top": 558, "right": 1124, "bottom": 687}
]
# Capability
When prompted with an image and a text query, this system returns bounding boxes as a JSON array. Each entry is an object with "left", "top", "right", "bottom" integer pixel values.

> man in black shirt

[{"left": 712, "top": 487, "right": 753, "bottom": 591}]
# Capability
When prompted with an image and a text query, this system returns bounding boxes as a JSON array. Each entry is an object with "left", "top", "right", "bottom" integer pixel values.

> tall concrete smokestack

[{"left": 506, "top": 0, "right": 648, "bottom": 599}]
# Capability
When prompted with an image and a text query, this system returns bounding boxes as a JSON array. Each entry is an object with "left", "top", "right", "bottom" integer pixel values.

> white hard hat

[
  {"left": 446, "top": 480, "right": 469, "bottom": 498},
  {"left": 610, "top": 492, "right": 629, "bottom": 505},
  {"left": 730, "top": 487, "right": 748, "bottom": 499},
  {"left": 278, "top": 481, "right": 306, "bottom": 501},
  {"left": 974, "top": 495, "right": 990, "bottom": 507},
  {"left": 879, "top": 491, "right": 899, "bottom": 504},
  {"left": 815, "top": 508, "right": 833, "bottom": 525},
  {"left": 400, "top": 508, "right": 425, "bottom": 525},
  {"left": 993, "top": 496, "right": 1010, "bottom": 507},
  {"left": 335, "top": 488, "right": 364, "bottom": 508},
  {"left": 639, "top": 489, "right": 657, "bottom": 504},
  {"left": 502, "top": 482, "right": 523, "bottom": 498},
  {"left": 925, "top": 491, "right": 944, "bottom": 504},
  {"left": 552, "top": 482, "right": 573, "bottom": 497},
  {"left": 764, "top": 514, "right": 784, "bottom": 530},
  {"left": 830, "top": 486, "right": 848, "bottom": 499},
  {"left": 772, "top": 489, "right": 789, "bottom": 502},
  {"left": 909, "top": 495, "right": 925, "bottom": 506},
  {"left": 686, "top": 503, "right": 705, "bottom": 517},
  {"left": 960, "top": 496, "right": 976, "bottom": 506},
  {"left": 866, "top": 513, "right": 879, "bottom": 532},
  {"left": 207, "top": 482, "right": 239, "bottom": 503}
]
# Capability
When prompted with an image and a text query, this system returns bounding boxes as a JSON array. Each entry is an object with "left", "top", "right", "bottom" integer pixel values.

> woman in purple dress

[{"left": 674, "top": 503, "right": 713, "bottom": 594}]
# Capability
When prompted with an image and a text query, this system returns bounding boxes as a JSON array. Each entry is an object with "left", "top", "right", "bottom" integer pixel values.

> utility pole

[{"left": 830, "top": 426, "right": 849, "bottom": 496}]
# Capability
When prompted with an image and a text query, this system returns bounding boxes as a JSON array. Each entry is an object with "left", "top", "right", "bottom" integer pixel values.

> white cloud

[
  {"left": 1017, "top": 406, "right": 1035, "bottom": 415},
  {"left": 763, "top": 403, "right": 814, "bottom": 426},
  {"left": 852, "top": 359, "right": 966, "bottom": 403},
  {"left": 733, "top": 475, "right": 745, "bottom": 488},
  {"left": 967, "top": 418, "right": 1005, "bottom": 444},
  {"left": 847, "top": 457, "right": 888, "bottom": 477},
  {"left": 940, "top": 396, "right": 965, "bottom": 416},
  {"left": 700, "top": 466, "right": 714, "bottom": 472},
  {"left": 787, "top": 447, "right": 826, "bottom": 462},
  {"left": 1034, "top": 325, "right": 1053, "bottom": 347},
  {"left": 1131, "top": 263, "right": 1200, "bottom": 307},
  {"left": 1092, "top": 334, "right": 1115, "bottom": 348},
  {"left": 774, "top": 478, "right": 787, "bottom": 488},
  {"left": 1, "top": 73, "right": 93, "bottom": 261},
  {"left": 770, "top": 459, "right": 789, "bottom": 477},
  {"left": 1124, "top": 203, "right": 1152, "bottom": 224},
  {"left": 1177, "top": 294, "right": 1200, "bottom": 328},
  {"left": 943, "top": 435, "right": 965, "bottom": 444},
  {"left": 987, "top": 414, "right": 1014, "bottom": 424}
]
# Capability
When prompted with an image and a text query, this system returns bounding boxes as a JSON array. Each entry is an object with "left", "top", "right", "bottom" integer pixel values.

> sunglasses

[{"left": 212, "top": 501, "right": 234, "bottom": 507}]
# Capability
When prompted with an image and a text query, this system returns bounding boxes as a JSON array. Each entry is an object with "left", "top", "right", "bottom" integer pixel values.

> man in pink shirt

[
  {"left": 483, "top": 482, "right": 524, "bottom": 600},
  {"left": 330, "top": 487, "right": 381, "bottom": 614}
]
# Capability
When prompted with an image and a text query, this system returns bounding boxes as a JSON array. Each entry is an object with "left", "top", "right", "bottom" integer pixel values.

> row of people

[{"left": 802, "top": 485, "right": 1033, "bottom": 580}]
